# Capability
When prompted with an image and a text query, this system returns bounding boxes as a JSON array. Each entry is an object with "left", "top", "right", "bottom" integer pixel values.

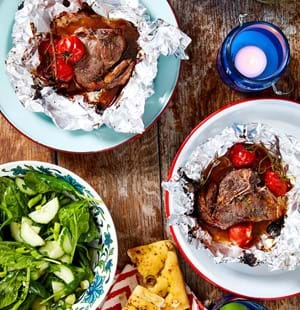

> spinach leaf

[
  {"left": 17, "top": 294, "right": 36, "bottom": 310},
  {"left": 0, "top": 182, "right": 27, "bottom": 229},
  {"left": 10, "top": 267, "right": 31, "bottom": 310},
  {"left": 0, "top": 244, "right": 43, "bottom": 270},
  {"left": 78, "top": 215, "right": 99, "bottom": 243},
  {"left": 29, "top": 281, "right": 49, "bottom": 299},
  {"left": 0, "top": 271, "right": 24, "bottom": 309},
  {"left": 77, "top": 246, "right": 94, "bottom": 283},
  {"left": 24, "top": 172, "right": 79, "bottom": 195},
  {"left": 58, "top": 201, "right": 90, "bottom": 259},
  {"left": 0, "top": 178, "right": 14, "bottom": 201}
]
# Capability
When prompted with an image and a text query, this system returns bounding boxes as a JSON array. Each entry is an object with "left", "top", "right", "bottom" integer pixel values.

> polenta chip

[
  {"left": 122, "top": 285, "right": 165, "bottom": 310},
  {"left": 127, "top": 240, "right": 189, "bottom": 310}
]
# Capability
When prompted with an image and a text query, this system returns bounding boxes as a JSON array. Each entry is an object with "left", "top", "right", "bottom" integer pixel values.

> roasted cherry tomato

[
  {"left": 56, "top": 35, "right": 85, "bottom": 64},
  {"left": 53, "top": 58, "right": 74, "bottom": 82},
  {"left": 265, "top": 170, "right": 290, "bottom": 197},
  {"left": 229, "top": 223, "right": 253, "bottom": 248},
  {"left": 229, "top": 143, "right": 256, "bottom": 168}
]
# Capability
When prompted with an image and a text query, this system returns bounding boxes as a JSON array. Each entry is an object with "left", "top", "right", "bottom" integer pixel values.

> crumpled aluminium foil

[
  {"left": 163, "top": 123, "right": 300, "bottom": 271},
  {"left": 6, "top": 0, "right": 191, "bottom": 132}
]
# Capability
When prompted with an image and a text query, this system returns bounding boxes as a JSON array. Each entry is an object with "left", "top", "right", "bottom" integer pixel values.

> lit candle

[{"left": 234, "top": 46, "right": 267, "bottom": 78}]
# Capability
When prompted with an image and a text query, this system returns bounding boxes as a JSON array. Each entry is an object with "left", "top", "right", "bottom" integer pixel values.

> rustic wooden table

[{"left": 2, "top": 0, "right": 300, "bottom": 309}]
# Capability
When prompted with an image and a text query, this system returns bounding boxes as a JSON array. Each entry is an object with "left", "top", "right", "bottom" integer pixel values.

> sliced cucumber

[
  {"left": 59, "top": 254, "right": 72, "bottom": 264},
  {"left": 21, "top": 217, "right": 45, "bottom": 247},
  {"left": 30, "top": 262, "right": 49, "bottom": 281},
  {"left": 59, "top": 227, "right": 73, "bottom": 254},
  {"left": 52, "top": 280, "right": 66, "bottom": 301},
  {"left": 39, "top": 241, "right": 64, "bottom": 259},
  {"left": 22, "top": 217, "right": 41, "bottom": 234},
  {"left": 53, "top": 265, "right": 74, "bottom": 284},
  {"left": 15, "top": 177, "right": 36, "bottom": 196},
  {"left": 29, "top": 197, "right": 59, "bottom": 224},
  {"left": 10, "top": 222, "right": 23, "bottom": 242}
]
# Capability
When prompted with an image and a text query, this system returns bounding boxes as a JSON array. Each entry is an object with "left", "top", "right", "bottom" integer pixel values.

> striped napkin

[{"left": 99, "top": 264, "right": 205, "bottom": 310}]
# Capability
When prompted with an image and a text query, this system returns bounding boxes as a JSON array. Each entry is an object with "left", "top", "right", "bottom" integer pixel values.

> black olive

[
  {"left": 145, "top": 275, "right": 156, "bottom": 287},
  {"left": 267, "top": 218, "right": 285, "bottom": 237},
  {"left": 62, "top": 0, "right": 70, "bottom": 7},
  {"left": 242, "top": 253, "right": 257, "bottom": 267}
]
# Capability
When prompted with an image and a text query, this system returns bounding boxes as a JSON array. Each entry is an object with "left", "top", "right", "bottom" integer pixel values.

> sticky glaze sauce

[
  {"left": 36, "top": 4, "right": 139, "bottom": 110},
  {"left": 198, "top": 143, "right": 287, "bottom": 247},
  {"left": 52, "top": 7, "right": 139, "bottom": 60}
]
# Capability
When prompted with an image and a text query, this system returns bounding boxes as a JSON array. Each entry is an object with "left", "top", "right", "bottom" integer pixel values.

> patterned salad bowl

[{"left": 0, "top": 161, "right": 118, "bottom": 310}]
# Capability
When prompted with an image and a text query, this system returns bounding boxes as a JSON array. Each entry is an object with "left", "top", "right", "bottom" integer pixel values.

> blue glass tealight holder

[{"left": 217, "top": 20, "right": 291, "bottom": 93}]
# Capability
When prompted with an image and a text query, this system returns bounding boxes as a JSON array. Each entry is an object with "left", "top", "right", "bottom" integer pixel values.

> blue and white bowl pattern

[{"left": 0, "top": 161, "right": 118, "bottom": 310}]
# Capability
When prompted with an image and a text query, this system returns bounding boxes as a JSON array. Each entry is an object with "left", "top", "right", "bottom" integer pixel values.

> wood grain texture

[
  {"left": 1, "top": 0, "right": 299, "bottom": 308},
  {"left": 160, "top": 0, "right": 300, "bottom": 308},
  {"left": 0, "top": 114, "right": 53, "bottom": 162},
  {"left": 57, "top": 125, "right": 163, "bottom": 267}
]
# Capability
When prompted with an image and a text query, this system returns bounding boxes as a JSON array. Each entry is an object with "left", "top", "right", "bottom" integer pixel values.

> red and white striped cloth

[{"left": 98, "top": 264, "right": 205, "bottom": 310}]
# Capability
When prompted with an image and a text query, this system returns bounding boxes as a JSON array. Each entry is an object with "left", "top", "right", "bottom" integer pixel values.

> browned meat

[
  {"left": 102, "top": 59, "right": 136, "bottom": 89},
  {"left": 73, "top": 28, "right": 127, "bottom": 91},
  {"left": 198, "top": 183, "right": 217, "bottom": 227},
  {"left": 217, "top": 169, "right": 257, "bottom": 206},
  {"left": 198, "top": 169, "right": 287, "bottom": 230},
  {"left": 46, "top": 8, "right": 139, "bottom": 106}
]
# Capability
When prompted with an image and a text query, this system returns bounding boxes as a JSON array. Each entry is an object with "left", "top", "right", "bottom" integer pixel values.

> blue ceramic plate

[
  {"left": 0, "top": 161, "right": 118, "bottom": 309},
  {"left": 0, "top": 0, "right": 180, "bottom": 153}
]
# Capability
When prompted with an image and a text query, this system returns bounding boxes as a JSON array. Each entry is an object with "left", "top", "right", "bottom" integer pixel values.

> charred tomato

[
  {"left": 56, "top": 35, "right": 85, "bottom": 64},
  {"left": 229, "top": 143, "right": 256, "bottom": 168},
  {"left": 53, "top": 59, "right": 74, "bottom": 82},
  {"left": 229, "top": 223, "right": 253, "bottom": 248},
  {"left": 265, "top": 170, "right": 290, "bottom": 197}
]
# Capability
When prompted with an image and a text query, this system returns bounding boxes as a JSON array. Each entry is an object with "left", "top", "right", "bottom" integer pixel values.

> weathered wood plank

[
  {"left": 0, "top": 0, "right": 299, "bottom": 308},
  {"left": 160, "top": 0, "right": 300, "bottom": 308},
  {"left": 57, "top": 125, "right": 163, "bottom": 267},
  {"left": 0, "top": 114, "right": 54, "bottom": 162}
]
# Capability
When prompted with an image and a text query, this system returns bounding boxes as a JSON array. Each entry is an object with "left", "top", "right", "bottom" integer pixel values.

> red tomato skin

[
  {"left": 56, "top": 35, "right": 85, "bottom": 64},
  {"left": 264, "top": 170, "right": 289, "bottom": 197},
  {"left": 229, "top": 223, "right": 253, "bottom": 248},
  {"left": 53, "top": 59, "right": 74, "bottom": 82},
  {"left": 229, "top": 143, "right": 256, "bottom": 168}
]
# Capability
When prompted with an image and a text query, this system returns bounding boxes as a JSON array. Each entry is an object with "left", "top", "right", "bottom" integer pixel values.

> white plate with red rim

[{"left": 165, "top": 98, "right": 300, "bottom": 299}]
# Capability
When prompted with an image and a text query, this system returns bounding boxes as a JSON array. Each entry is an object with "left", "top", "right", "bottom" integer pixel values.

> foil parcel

[
  {"left": 163, "top": 123, "right": 300, "bottom": 271},
  {"left": 6, "top": 0, "right": 191, "bottom": 132}
]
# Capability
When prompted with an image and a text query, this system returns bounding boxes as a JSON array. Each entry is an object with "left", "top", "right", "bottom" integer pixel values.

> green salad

[{"left": 0, "top": 171, "right": 100, "bottom": 309}]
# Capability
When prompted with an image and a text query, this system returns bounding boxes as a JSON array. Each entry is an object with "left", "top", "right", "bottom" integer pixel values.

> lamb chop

[
  {"left": 73, "top": 28, "right": 135, "bottom": 91},
  {"left": 198, "top": 169, "right": 287, "bottom": 230},
  {"left": 36, "top": 7, "right": 139, "bottom": 107}
]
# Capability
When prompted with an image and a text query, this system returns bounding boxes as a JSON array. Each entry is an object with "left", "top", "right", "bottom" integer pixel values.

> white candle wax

[{"left": 234, "top": 46, "right": 267, "bottom": 78}]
